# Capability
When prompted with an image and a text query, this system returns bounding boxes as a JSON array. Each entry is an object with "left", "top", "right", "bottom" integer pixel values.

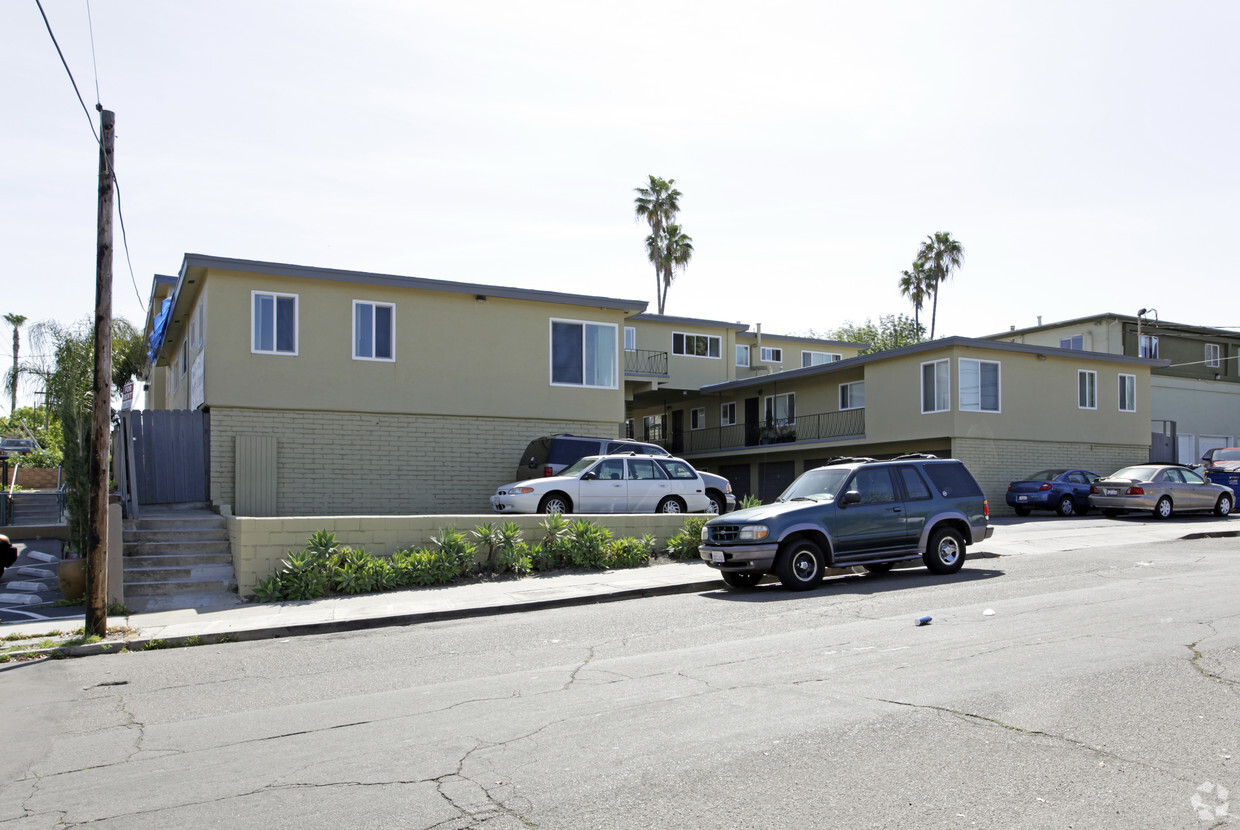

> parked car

[
  {"left": 0, "top": 438, "right": 39, "bottom": 459},
  {"left": 699, "top": 455, "right": 993, "bottom": 591},
  {"left": 492, "top": 453, "right": 712, "bottom": 515},
  {"left": 514, "top": 434, "right": 735, "bottom": 514},
  {"left": 1199, "top": 448, "right": 1240, "bottom": 493},
  {"left": 1089, "top": 464, "right": 1233, "bottom": 519},
  {"left": 1005, "top": 468, "right": 1100, "bottom": 517}
]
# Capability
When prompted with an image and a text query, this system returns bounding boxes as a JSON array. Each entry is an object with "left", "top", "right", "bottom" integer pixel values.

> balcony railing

[
  {"left": 648, "top": 408, "right": 865, "bottom": 454},
  {"left": 624, "top": 349, "right": 669, "bottom": 377}
]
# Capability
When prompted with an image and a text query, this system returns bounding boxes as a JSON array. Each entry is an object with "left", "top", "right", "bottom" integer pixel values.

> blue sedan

[{"left": 1006, "top": 468, "right": 1100, "bottom": 517}]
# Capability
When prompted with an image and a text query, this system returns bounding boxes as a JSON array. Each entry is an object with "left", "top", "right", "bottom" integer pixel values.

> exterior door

[
  {"left": 576, "top": 458, "right": 627, "bottom": 512},
  {"left": 744, "top": 398, "right": 760, "bottom": 446},
  {"left": 625, "top": 457, "right": 671, "bottom": 511},
  {"left": 671, "top": 410, "right": 684, "bottom": 454},
  {"left": 832, "top": 467, "right": 907, "bottom": 555}
]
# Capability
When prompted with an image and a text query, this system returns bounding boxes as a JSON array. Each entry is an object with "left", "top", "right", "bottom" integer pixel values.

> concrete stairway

[
  {"left": 7, "top": 492, "right": 63, "bottom": 526},
  {"left": 123, "top": 505, "right": 243, "bottom": 612}
]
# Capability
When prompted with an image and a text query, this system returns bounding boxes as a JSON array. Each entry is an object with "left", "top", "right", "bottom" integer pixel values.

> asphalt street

[{"left": 4, "top": 534, "right": 1238, "bottom": 829}]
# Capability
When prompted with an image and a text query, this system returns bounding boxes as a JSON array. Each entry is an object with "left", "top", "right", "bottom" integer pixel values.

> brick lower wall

[
  {"left": 4, "top": 466, "right": 60, "bottom": 490},
  {"left": 951, "top": 437, "right": 1150, "bottom": 515},
  {"left": 208, "top": 407, "right": 620, "bottom": 516}
]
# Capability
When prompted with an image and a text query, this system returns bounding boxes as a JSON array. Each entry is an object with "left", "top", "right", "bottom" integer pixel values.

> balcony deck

[{"left": 646, "top": 408, "right": 865, "bottom": 455}]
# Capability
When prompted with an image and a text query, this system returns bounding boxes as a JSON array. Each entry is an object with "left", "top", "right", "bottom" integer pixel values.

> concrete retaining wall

[{"left": 4, "top": 466, "right": 60, "bottom": 489}]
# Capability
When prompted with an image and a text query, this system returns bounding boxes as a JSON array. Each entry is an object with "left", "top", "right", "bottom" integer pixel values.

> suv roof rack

[
  {"left": 823, "top": 456, "right": 877, "bottom": 466},
  {"left": 891, "top": 452, "right": 939, "bottom": 461}
]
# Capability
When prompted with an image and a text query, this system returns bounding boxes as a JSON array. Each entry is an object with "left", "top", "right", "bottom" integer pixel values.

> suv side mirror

[{"left": 841, "top": 490, "right": 862, "bottom": 505}]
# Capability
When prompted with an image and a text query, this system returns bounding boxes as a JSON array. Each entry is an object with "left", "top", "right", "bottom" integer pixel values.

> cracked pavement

[{"left": 2, "top": 535, "right": 1238, "bottom": 828}]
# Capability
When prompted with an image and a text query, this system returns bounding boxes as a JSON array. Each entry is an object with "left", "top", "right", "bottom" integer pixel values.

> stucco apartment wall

[
  {"left": 951, "top": 437, "right": 1149, "bottom": 515},
  {"left": 209, "top": 407, "right": 618, "bottom": 516}
]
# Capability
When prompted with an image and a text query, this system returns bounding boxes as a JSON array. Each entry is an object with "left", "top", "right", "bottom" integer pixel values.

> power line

[{"left": 33, "top": 0, "right": 146, "bottom": 316}]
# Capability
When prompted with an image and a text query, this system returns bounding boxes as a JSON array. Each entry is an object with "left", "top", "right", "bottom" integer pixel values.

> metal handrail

[
  {"left": 648, "top": 408, "right": 865, "bottom": 454},
  {"left": 624, "top": 349, "right": 669, "bottom": 376}
]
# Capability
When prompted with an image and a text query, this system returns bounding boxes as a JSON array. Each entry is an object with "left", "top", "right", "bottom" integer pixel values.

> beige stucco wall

[
  {"left": 228, "top": 512, "right": 698, "bottom": 596},
  {"left": 994, "top": 319, "right": 1125, "bottom": 355},
  {"left": 209, "top": 407, "right": 621, "bottom": 516},
  {"left": 629, "top": 318, "right": 738, "bottom": 391}
]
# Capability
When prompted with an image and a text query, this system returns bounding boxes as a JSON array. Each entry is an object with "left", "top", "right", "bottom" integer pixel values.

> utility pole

[{"left": 87, "top": 108, "right": 115, "bottom": 637}]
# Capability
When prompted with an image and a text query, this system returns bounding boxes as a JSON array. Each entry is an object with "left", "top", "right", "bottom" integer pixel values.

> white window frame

[
  {"left": 549, "top": 318, "right": 619, "bottom": 389},
  {"left": 760, "top": 346, "right": 783, "bottom": 363},
  {"left": 1078, "top": 369, "right": 1098, "bottom": 410},
  {"left": 958, "top": 358, "right": 1001, "bottom": 413},
  {"left": 690, "top": 407, "right": 706, "bottom": 430},
  {"left": 839, "top": 381, "right": 864, "bottom": 411},
  {"left": 720, "top": 402, "right": 737, "bottom": 426},
  {"left": 352, "top": 300, "right": 396, "bottom": 362},
  {"left": 802, "top": 350, "right": 842, "bottom": 367},
  {"left": 251, "top": 290, "right": 299, "bottom": 356},
  {"left": 736, "top": 344, "right": 750, "bottom": 367},
  {"left": 920, "top": 359, "right": 950, "bottom": 414},
  {"left": 1205, "top": 343, "right": 1221, "bottom": 368},
  {"left": 765, "top": 392, "right": 796, "bottom": 426},
  {"left": 180, "top": 338, "right": 188, "bottom": 377},
  {"left": 672, "top": 332, "right": 721, "bottom": 359},
  {"left": 624, "top": 326, "right": 636, "bottom": 352},
  {"left": 1118, "top": 373, "right": 1136, "bottom": 412},
  {"left": 1139, "top": 335, "right": 1159, "bottom": 359},
  {"left": 195, "top": 298, "right": 205, "bottom": 349}
]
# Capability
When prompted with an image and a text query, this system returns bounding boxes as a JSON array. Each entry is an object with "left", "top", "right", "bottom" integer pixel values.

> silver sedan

[{"left": 1089, "top": 464, "right": 1234, "bottom": 519}]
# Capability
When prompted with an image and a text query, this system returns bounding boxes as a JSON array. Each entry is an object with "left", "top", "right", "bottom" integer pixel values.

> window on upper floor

[
  {"left": 959, "top": 359, "right": 1000, "bottom": 412},
  {"left": 353, "top": 301, "right": 395, "bottom": 361},
  {"left": 760, "top": 346, "right": 783, "bottom": 363},
  {"left": 180, "top": 339, "right": 188, "bottom": 377},
  {"left": 672, "top": 332, "right": 721, "bottom": 358},
  {"left": 1118, "top": 373, "right": 1136, "bottom": 412},
  {"left": 736, "top": 344, "right": 750, "bottom": 367},
  {"left": 1139, "top": 335, "right": 1159, "bottom": 359},
  {"left": 840, "top": 381, "right": 864, "bottom": 411},
  {"left": 765, "top": 392, "right": 795, "bottom": 426},
  {"left": 1205, "top": 343, "right": 1221, "bottom": 368},
  {"left": 1078, "top": 370, "right": 1098, "bottom": 409},
  {"left": 690, "top": 407, "right": 705, "bottom": 430},
  {"left": 802, "top": 351, "right": 842, "bottom": 367},
  {"left": 252, "top": 291, "right": 298, "bottom": 355},
  {"left": 624, "top": 326, "right": 636, "bottom": 351},
  {"left": 921, "top": 359, "right": 950, "bottom": 414},
  {"left": 551, "top": 319, "right": 617, "bottom": 388},
  {"left": 1059, "top": 335, "right": 1084, "bottom": 350},
  {"left": 720, "top": 402, "right": 736, "bottom": 426}
]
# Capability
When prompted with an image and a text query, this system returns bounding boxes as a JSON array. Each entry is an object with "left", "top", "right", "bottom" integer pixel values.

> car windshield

[
  {"left": 1028, "top": 469, "right": 1066, "bottom": 481},
  {"left": 560, "top": 457, "right": 601, "bottom": 477},
  {"left": 778, "top": 468, "right": 851, "bottom": 501},
  {"left": 1214, "top": 449, "right": 1240, "bottom": 462},
  {"left": 1110, "top": 466, "right": 1160, "bottom": 481}
]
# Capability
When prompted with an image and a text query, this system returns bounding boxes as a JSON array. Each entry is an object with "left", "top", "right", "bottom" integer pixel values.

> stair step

[
  {"left": 124, "top": 517, "right": 227, "bottom": 533},
  {"left": 122, "top": 529, "right": 229, "bottom": 544},
  {"left": 124, "top": 578, "right": 237, "bottom": 597},
  {"left": 124, "top": 540, "right": 231, "bottom": 556},
  {"left": 124, "top": 553, "right": 233, "bottom": 569},
  {"left": 125, "top": 563, "right": 234, "bottom": 581},
  {"left": 125, "top": 591, "right": 243, "bottom": 612}
]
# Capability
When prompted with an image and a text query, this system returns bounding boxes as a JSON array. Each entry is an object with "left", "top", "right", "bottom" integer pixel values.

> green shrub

[
  {"left": 739, "top": 494, "right": 762, "bottom": 509},
  {"left": 279, "top": 549, "right": 330, "bottom": 600},
  {"left": 608, "top": 536, "right": 650, "bottom": 569},
  {"left": 666, "top": 517, "right": 707, "bottom": 561},
  {"left": 431, "top": 527, "right": 477, "bottom": 576},
  {"left": 566, "top": 519, "right": 612, "bottom": 568},
  {"left": 501, "top": 541, "right": 535, "bottom": 576},
  {"left": 538, "top": 514, "right": 572, "bottom": 570}
]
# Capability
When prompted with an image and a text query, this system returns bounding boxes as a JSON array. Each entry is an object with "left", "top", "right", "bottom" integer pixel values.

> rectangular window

[
  {"left": 839, "top": 381, "right": 865, "bottom": 410},
  {"left": 1078, "top": 370, "right": 1097, "bottom": 409},
  {"left": 760, "top": 346, "right": 783, "bottom": 363},
  {"left": 180, "top": 339, "right": 188, "bottom": 377},
  {"left": 1059, "top": 335, "right": 1083, "bottom": 350},
  {"left": 921, "top": 360, "right": 950, "bottom": 413},
  {"left": 672, "top": 332, "right": 721, "bottom": 358},
  {"left": 959, "top": 359, "right": 1000, "bottom": 412},
  {"left": 765, "top": 392, "right": 795, "bottom": 425},
  {"left": 1139, "top": 335, "right": 1159, "bottom": 359},
  {"left": 690, "top": 407, "right": 705, "bottom": 430},
  {"left": 642, "top": 414, "right": 663, "bottom": 441},
  {"left": 252, "top": 291, "right": 298, "bottom": 355},
  {"left": 624, "top": 326, "right": 636, "bottom": 351},
  {"left": 802, "top": 351, "right": 842, "bottom": 367},
  {"left": 196, "top": 298, "right": 205, "bottom": 349},
  {"left": 353, "top": 301, "right": 395, "bottom": 361},
  {"left": 1118, "top": 373, "right": 1136, "bottom": 412},
  {"left": 1206, "top": 343, "right": 1221, "bottom": 368},
  {"left": 736, "top": 345, "right": 750, "bottom": 367},
  {"left": 720, "top": 402, "right": 736, "bottom": 426},
  {"left": 551, "top": 319, "right": 617, "bottom": 388}
]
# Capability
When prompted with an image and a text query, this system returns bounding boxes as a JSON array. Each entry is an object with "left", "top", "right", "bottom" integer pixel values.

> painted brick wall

[
  {"left": 4, "top": 466, "right": 60, "bottom": 490},
  {"left": 208, "top": 407, "right": 620, "bottom": 516},
  {"left": 951, "top": 437, "right": 1149, "bottom": 515}
]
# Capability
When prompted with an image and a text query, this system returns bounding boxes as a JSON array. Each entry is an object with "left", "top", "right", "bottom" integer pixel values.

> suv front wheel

[
  {"left": 923, "top": 526, "right": 966, "bottom": 574},
  {"left": 775, "top": 539, "right": 825, "bottom": 591}
]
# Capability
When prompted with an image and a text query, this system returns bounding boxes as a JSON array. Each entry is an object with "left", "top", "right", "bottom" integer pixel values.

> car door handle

[{"left": 892, "top": 507, "right": 903, "bottom": 513}]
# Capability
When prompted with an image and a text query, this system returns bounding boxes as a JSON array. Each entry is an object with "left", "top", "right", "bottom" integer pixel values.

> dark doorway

[
  {"left": 744, "top": 397, "right": 760, "bottom": 446},
  {"left": 719, "top": 463, "right": 752, "bottom": 502},
  {"left": 758, "top": 460, "right": 796, "bottom": 502},
  {"left": 671, "top": 410, "right": 684, "bottom": 454}
]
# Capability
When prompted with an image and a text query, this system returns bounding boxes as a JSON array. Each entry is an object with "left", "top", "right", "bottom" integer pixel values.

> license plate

[
  {"left": 1017, "top": 495, "right": 1028, "bottom": 502},
  {"left": 712, "top": 551, "right": 725, "bottom": 563},
  {"left": 1105, "top": 489, "right": 1119, "bottom": 496}
]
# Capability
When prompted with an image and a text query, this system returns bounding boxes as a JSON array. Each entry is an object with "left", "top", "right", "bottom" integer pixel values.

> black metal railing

[
  {"left": 624, "top": 349, "right": 669, "bottom": 376},
  {"left": 650, "top": 408, "right": 865, "bottom": 454},
  {"left": 0, "top": 491, "right": 67, "bottom": 526}
]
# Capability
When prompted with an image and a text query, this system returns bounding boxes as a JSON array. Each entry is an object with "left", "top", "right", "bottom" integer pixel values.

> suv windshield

[
  {"left": 1213, "top": 449, "right": 1240, "bottom": 462},
  {"left": 778, "top": 468, "right": 851, "bottom": 501}
]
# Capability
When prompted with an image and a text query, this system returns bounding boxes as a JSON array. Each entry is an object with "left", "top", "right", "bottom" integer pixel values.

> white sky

[{"left": 3, "top": 1, "right": 1238, "bottom": 406}]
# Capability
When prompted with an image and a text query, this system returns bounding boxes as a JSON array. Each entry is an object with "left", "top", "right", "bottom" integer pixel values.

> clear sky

[{"left": 3, "top": 1, "right": 1238, "bottom": 407}]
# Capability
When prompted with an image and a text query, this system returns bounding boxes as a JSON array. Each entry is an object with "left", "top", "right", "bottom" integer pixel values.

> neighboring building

[
  {"left": 629, "top": 337, "right": 1162, "bottom": 510},
  {"left": 987, "top": 314, "right": 1240, "bottom": 464},
  {"left": 142, "top": 255, "right": 645, "bottom": 515}
]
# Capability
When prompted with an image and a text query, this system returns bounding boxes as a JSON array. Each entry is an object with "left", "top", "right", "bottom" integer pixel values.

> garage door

[{"left": 1177, "top": 435, "right": 1197, "bottom": 465}]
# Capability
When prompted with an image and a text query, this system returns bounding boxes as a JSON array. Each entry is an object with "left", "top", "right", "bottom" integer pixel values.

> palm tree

[
  {"left": 3, "top": 313, "right": 26, "bottom": 416},
  {"left": 634, "top": 175, "right": 687, "bottom": 314},
  {"left": 897, "top": 264, "right": 930, "bottom": 335},
  {"left": 915, "top": 232, "right": 964, "bottom": 339}
]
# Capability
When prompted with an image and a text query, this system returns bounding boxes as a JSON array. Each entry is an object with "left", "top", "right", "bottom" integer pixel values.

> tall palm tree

[
  {"left": 897, "top": 264, "right": 930, "bottom": 335},
  {"left": 634, "top": 175, "right": 685, "bottom": 314},
  {"left": 3, "top": 313, "right": 26, "bottom": 416},
  {"left": 915, "top": 232, "right": 964, "bottom": 339},
  {"left": 644, "top": 224, "right": 694, "bottom": 314}
]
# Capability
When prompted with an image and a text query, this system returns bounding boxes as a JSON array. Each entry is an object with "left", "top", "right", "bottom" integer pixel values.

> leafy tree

[
  {"left": 634, "top": 175, "right": 693, "bottom": 314},
  {"left": 3, "top": 313, "right": 27, "bottom": 416},
  {"left": 821, "top": 314, "right": 926, "bottom": 355},
  {"left": 913, "top": 232, "right": 964, "bottom": 339}
]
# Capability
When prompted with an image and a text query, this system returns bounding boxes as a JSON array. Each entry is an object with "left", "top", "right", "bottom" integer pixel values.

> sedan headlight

[
  {"left": 738, "top": 525, "right": 769, "bottom": 541},
  {"left": 505, "top": 486, "right": 535, "bottom": 495}
]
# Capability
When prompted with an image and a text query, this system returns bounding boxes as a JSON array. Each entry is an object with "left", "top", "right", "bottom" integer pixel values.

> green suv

[{"left": 699, "top": 455, "right": 993, "bottom": 590}]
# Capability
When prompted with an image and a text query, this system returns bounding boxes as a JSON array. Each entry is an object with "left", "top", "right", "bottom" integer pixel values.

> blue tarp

[{"left": 146, "top": 297, "right": 173, "bottom": 364}]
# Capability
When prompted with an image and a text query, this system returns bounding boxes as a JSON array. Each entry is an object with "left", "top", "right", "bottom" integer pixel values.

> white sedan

[{"left": 491, "top": 454, "right": 711, "bottom": 514}]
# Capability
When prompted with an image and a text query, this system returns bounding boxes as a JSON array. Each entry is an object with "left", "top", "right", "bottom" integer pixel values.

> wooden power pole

[{"left": 87, "top": 108, "right": 115, "bottom": 637}]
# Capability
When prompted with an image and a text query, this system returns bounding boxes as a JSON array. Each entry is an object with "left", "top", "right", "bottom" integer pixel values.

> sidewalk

[{"left": 2, "top": 515, "right": 1236, "bottom": 661}]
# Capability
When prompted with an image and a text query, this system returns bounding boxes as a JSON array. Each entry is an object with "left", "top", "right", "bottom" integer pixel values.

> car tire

[
  {"left": 1153, "top": 496, "right": 1173, "bottom": 520},
  {"left": 538, "top": 493, "right": 572, "bottom": 514},
  {"left": 863, "top": 562, "right": 894, "bottom": 574},
  {"left": 1103, "top": 508, "right": 1124, "bottom": 518},
  {"left": 705, "top": 490, "right": 727, "bottom": 515},
  {"left": 1013, "top": 505, "right": 1032, "bottom": 517},
  {"left": 720, "top": 571, "right": 764, "bottom": 590},
  {"left": 657, "top": 496, "right": 686, "bottom": 514},
  {"left": 775, "top": 539, "right": 825, "bottom": 591},
  {"left": 1056, "top": 495, "right": 1075, "bottom": 517},
  {"left": 1214, "top": 493, "right": 1233, "bottom": 517},
  {"left": 923, "top": 526, "right": 966, "bottom": 575}
]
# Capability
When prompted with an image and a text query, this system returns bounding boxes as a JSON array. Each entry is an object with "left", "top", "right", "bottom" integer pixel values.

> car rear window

[
  {"left": 657, "top": 459, "right": 698, "bottom": 479},
  {"left": 922, "top": 462, "right": 983, "bottom": 498},
  {"left": 548, "top": 438, "right": 600, "bottom": 466}
]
